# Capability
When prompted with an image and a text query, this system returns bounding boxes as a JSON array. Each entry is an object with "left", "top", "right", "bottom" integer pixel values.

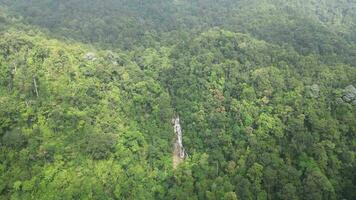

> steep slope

[
  {"left": 138, "top": 29, "right": 356, "bottom": 200},
  {"left": 2, "top": 0, "right": 355, "bottom": 63},
  {"left": 0, "top": 28, "right": 176, "bottom": 199},
  {"left": 0, "top": 1, "right": 355, "bottom": 200}
]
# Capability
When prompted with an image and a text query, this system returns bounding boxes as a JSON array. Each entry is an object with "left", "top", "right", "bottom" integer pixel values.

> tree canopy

[{"left": 0, "top": 1, "right": 355, "bottom": 199}]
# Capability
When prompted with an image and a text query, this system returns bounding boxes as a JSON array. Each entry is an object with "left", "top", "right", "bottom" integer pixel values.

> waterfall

[{"left": 172, "top": 116, "right": 185, "bottom": 159}]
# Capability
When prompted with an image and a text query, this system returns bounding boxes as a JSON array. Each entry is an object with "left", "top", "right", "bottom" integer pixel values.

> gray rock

[
  {"left": 342, "top": 85, "right": 356, "bottom": 103},
  {"left": 83, "top": 52, "right": 96, "bottom": 61},
  {"left": 336, "top": 97, "right": 344, "bottom": 105},
  {"left": 307, "top": 84, "right": 320, "bottom": 98},
  {"left": 105, "top": 51, "right": 119, "bottom": 65}
]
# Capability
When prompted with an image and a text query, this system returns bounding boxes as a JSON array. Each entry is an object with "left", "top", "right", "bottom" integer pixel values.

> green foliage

[
  {"left": 0, "top": 1, "right": 355, "bottom": 200},
  {"left": 2, "top": 128, "right": 27, "bottom": 149},
  {"left": 83, "top": 133, "right": 116, "bottom": 160}
]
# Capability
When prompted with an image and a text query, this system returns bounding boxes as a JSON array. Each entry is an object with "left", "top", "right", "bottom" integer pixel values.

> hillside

[{"left": 0, "top": 1, "right": 355, "bottom": 200}]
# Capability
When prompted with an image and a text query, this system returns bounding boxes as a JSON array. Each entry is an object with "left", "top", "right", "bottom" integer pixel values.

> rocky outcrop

[
  {"left": 307, "top": 84, "right": 320, "bottom": 98},
  {"left": 83, "top": 52, "right": 96, "bottom": 61},
  {"left": 342, "top": 85, "right": 356, "bottom": 103}
]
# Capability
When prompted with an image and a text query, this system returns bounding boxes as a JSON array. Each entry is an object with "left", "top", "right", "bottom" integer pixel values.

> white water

[{"left": 172, "top": 116, "right": 185, "bottom": 158}]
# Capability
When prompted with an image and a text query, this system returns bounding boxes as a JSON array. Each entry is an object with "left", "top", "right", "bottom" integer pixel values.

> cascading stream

[{"left": 172, "top": 116, "right": 185, "bottom": 168}]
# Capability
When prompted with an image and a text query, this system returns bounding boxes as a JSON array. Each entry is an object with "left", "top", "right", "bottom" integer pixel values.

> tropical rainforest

[{"left": 0, "top": 0, "right": 355, "bottom": 199}]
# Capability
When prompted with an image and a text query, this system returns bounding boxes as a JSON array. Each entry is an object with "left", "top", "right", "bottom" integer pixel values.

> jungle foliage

[{"left": 0, "top": 0, "right": 355, "bottom": 199}]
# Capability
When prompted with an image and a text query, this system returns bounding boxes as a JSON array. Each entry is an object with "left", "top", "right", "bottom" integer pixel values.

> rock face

[
  {"left": 342, "top": 85, "right": 356, "bottom": 103},
  {"left": 83, "top": 52, "right": 96, "bottom": 61},
  {"left": 307, "top": 84, "right": 320, "bottom": 98},
  {"left": 172, "top": 116, "right": 185, "bottom": 168}
]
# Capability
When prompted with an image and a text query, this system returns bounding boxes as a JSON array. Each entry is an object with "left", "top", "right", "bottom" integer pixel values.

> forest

[{"left": 0, "top": 0, "right": 355, "bottom": 199}]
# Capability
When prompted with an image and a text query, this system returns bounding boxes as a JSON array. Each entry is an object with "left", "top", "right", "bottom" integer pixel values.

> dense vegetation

[{"left": 0, "top": 0, "right": 355, "bottom": 199}]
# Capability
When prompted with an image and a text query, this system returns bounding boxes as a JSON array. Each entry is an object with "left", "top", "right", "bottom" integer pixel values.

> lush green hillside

[
  {"left": 0, "top": 1, "right": 355, "bottom": 200},
  {"left": 3, "top": 0, "right": 356, "bottom": 56}
]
